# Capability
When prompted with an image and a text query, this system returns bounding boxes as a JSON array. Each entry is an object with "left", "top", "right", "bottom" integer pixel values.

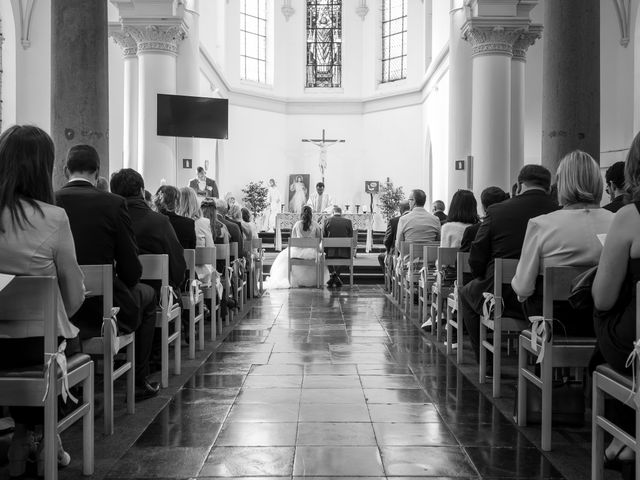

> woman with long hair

[
  {"left": 440, "top": 190, "right": 479, "bottom": 248},
  {"left": 178, "top": 187, "right": 214, "bottom": 283},
  {"left": 201, "top": 197, "right": 230, "bottom": 245},
  {"left": 154, "top": 185, "right": 195, "bottom": 249},
  {"left": 265, "top": 205, "right": 329, "bottom": 289},
  {"left": 0, "top": 125, "right": 85, "bottom": 476}
]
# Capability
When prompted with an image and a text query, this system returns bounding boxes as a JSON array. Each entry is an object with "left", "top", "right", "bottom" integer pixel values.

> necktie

[{"left": 317, "top": 194, "right": 322, "bottom": 212}]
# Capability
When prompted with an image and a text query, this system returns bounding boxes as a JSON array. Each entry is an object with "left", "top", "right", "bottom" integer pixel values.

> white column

[
  {"left": 126, "top": 23, "right": 186, "bottom": 192},
  {"left": 510, "top": 27, "right": 542, "bottom": 185},
  {"left": 110, "top": 29, "right": 139, "bottom": 170},
  {"left": 447, "top": 0, "right": 473, "bottom": 197},
  {"left": 463, "top": 23, "right": 523, "bottom": 194}
]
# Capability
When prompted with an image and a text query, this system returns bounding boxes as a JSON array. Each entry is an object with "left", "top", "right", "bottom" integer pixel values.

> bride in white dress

[{"left": 266, "top": 206, "right": 330, "bottom": 289}]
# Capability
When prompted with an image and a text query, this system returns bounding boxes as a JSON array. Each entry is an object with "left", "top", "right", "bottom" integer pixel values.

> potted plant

[
  {"left": 378, "top": 179, "right": 405, "bottom": 222},
  {"left": 242, "top": 181, "right": 269, "bottom": 221}
]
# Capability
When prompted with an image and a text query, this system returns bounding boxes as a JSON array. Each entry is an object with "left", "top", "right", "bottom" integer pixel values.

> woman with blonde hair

[
  {"left": 178, "top": 187, "right": 214, "bottom": 282},
  {"left": 512, "top": 150, "right": 613, "bottom": 336}
]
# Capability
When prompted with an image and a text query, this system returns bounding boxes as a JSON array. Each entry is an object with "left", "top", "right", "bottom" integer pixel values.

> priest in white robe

[{"left": 306, "top": 182, "right": 333, "bottom": 213}]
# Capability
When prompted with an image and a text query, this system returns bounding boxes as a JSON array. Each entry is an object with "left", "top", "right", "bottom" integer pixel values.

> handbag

[{"left": 567, "top": 265, "right": 597, "bottom": 310}]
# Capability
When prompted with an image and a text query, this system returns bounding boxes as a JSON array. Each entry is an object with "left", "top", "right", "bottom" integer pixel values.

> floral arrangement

[
  {"left": 378, "top": 178, "right": 405, "bottom": 222},
  {"left": 242, "top": 181, "right": 269, "bottom": 220}
]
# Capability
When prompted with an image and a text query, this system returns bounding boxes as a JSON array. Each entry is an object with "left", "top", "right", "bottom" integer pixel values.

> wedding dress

[{"left": 265, "top": 220, "right": 330, "bottom": 289}]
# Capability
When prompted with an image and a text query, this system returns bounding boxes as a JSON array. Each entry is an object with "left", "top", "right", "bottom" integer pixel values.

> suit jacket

[
  {"left": 460, "top": 189, "right": 559, "bottom": 316},
  {"left": 395, "top": 207, "right": 440, "bottom": 251},
  {"left": 383, "top": 214, "right": 403, "bottom": 253},
  {"left": 189, "top": 177, "right": 219, "bottom": 198},
  {"left": 603, "top": 195, "right": 626, "bottom": 213},
  {"left": 125, "top": 197, "right": 186, "bottom": 289},
  {"left": 323, "top": 215, "right": 353, "bottom": 258},
  {"left": 218, "top": 214, "right": 245, "bottom": 258},
  {"left": 434, "top": 210, "right": 448, "bottom": 224},
  {"left": 56, "top": 181, "right": 143, "bottom": 336},
  {"left": 162, "top": 211, "right": 196, "bottom": 250},
  {"left": 460, "top": 222, "right": 481, "bottom": 252}
]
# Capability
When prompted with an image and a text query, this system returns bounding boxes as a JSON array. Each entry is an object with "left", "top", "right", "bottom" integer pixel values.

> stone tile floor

[{"left": 1, "top": 286, "right": 618, "bottom": 479}]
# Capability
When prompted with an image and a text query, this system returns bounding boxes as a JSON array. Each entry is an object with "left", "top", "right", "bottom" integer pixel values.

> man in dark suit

[
  {"left": 603, "top": 161, "right": 626, "bottom": 212},
  {"left": 460, "top": 187, "right": 509, "bottom": 252},
  {"left": 55, "top": 146, "right": 159, "bottom": 401},
  {"left": 323, "top": 206, "right": 354, "bottom": 287},
  {"left": 215, "top": 199, "right": 245, "bottom": 258},
  {"left": 378, "top": 200, "right": 410, "bottom": 270},
  {"left": 110, "top": 169, "right": 187, "bottom": 291},
  {"left": 458, "top": 165, "right": 559, "bottom": 365},
  {"left": 431, "top": 200, "right": 447, "bottom": 224},
  {"left": 188, "top": 166, "right": 219, "bottom": 199}
]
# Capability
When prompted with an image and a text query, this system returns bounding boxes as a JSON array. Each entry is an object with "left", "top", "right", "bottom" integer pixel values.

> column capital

[
  {"left": 512, "top": 24, "right": 542, "bottom": 61},
  {"left": 462, "top": 19, "right": 530, "bottom": 57},
  {"left": 109, "top": 25, "right": 137, "bottom": 58},
  {"left": 123, "top": 22, "right": 187, "bottom": 55}
]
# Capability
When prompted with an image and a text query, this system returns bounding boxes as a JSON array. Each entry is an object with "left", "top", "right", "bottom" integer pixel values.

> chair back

[
  {"left": 138, "top": 254, "right": 170, "bottom": 285},
  {"left": 456, "top": 252, "right": 471, "bottom": 286},
  {"left": 230, "top": 242, "right": 238, "bottom": 260},
  {"left": 183, "top": 249, "right": 196, "bottom": 283},
  {"left": 322, "top": 237, "right": 352, "bottom": 248},
  {"left": 195, "top": 246, "right": 216, "bottom": 265},
  {"left": 0, "top": 276, "right": 57, "bottom": 352},
  {"left": 80, "top": 265, "right": 114, "bottom": 318},
  {"left": 215, "top": 244, "right": 231, "bottom": 269},
  {"left": 438, "top": 247, "right": 458, "bottom": 267},
  {"left": 289, "top": 237, "right": 321, "bottom": 249},
  {"left": 251, "top": 238, "right": 263, "bottom": 250},
  {"left": 542, "top": 265, "right": 589, "bottom": 319}
]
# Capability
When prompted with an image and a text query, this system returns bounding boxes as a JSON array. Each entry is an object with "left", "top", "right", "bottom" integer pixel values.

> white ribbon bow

[
  {"left": 624, "top": 339, "right": 640, "bottom": 408},
  {"left": 42, "top": 340, "right": 78, "bottom": 404},
  {"left": 160, "top": 285, "right": 177, "bottom": 311},
  {"left": 215, "top": 271, "right": 223, "bottom": 299},
  {"left": 225, "top": 266, "right": 234, "bottom": 290},
  {"left": 482, "top": 292, "right": 497, "bottom": 319},
  {"left": 100, "top": 307, "right": 121, "bottom": 356},
  {"left": 527, "top": 315, "right": 552, "bottom": 364},
  {"left": 189, "top": 279, "right": 201, "bottom": 306},
  {"left": 451, "top": 280, "right": 459, "bottom": 313}
]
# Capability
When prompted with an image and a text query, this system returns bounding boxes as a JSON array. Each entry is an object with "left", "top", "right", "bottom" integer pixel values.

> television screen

[{"left": 157, "top": 94, "right": 228, "bottom": 139}]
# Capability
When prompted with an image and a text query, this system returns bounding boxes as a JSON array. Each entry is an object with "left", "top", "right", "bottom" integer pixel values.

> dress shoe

[
  {"left": 36, "top": 433, "right": 70, "bottom": 477},
  {"left": 8, "top": 425, "right": 36, "bottom": 478},
  {"left": 135, "top": 379, "right": 160, "bottom": 401},
  {"left": 333, "top": 275, "right": 343, "bottom": 287}
]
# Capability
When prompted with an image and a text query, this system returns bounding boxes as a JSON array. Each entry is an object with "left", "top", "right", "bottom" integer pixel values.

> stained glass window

[
  {"left": 240, "top": 0, "right": 268, "bottom": 84},
  {"left": 306, "top": 0, "right": 342, "bottom": 88},
  {"left": 381, "top": 0, "right": 407, "bottom": 83}
]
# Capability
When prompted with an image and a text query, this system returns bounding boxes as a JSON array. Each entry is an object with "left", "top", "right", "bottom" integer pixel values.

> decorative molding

[
  {"left": 612, "top": 0, "right": 631, "bottom": 47},
  {"left": 281, "top": 0, "right": 295, "bottom": 21},
  {"left": 10, "top": 0, "right": 36, "bottom": 49},
  {"left": 108, "top": 25, "right": 137, "bottom": 58},
  {"left": 512, "top": 24, "right": 542, "bottom": 61},
  {"left": 125, "top": 24, "right": 186, "bottom": 55},
  {"left": 356, "top": 0, "right": 369, "bottom": 20},
  {"left": 462, "top": 22, "right": 526, "bottom": 57}
]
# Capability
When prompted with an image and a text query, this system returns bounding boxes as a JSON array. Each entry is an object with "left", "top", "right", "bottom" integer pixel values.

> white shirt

[
  {"left": 307, "top": 191, "right": 333, "bottom": 213},
  {"left": 511, "top": 208, "right": 614, "bottom": 299},
  {"left": 440, "top": 221, "right": 473, "bottom": 248}
]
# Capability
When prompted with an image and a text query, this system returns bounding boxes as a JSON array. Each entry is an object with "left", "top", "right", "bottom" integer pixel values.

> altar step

[{"left": 258, "top": 230, "right": 386, "bottom": 254}]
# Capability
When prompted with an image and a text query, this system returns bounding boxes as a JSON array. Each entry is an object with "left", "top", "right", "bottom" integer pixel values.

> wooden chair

[
  {"left": 229, "top": 242, "right": 247, "bottom": 314},
  {"left": 592, "top": 282, "right": 640, "bottom": 478},
  {"left": 393, "top": 242, "right": 409, "bottom": 305},
  {"left": 138, "top": 255, "right": 181, "bottom": 389},
  {"left": 402, "top": 242, "right": 436, "bottom": 316},
  {"left": 384, "top": 252, "right": 393, "bottom": 293},
  {"left": 181, "top": 250, "right": 205, "bottom": 359},
  {"left": 480, "top": 258, "right": 528, "bottom": 397},
  {"left": 446, "top": 252, "right": 471, "bottom": 364},
  {"left": 251, "top": 238, "right": 264, "bottom": 296},
  {"left": 195, "top": 246, "right": 219, "bottom": 339},
  {"left": 0, "top": 276, "right": 94, "bottom": 479},
  {"left": 417, "top": 245, "right": 439, "bottom": 322},
  {"left": 288, "top": 237, "right": 322, "bottom": 288},
  {"left": 516, "top": 265, "right": 594, "bottom": 451},
  {"left": 243, "top": 239, "right": 254, "bottom": 299},
  {"left": 322, "top": 237, "right": 355, "bottom": 286},
  {"left": 216, "top": 243, "right": 232, "bottom": 326},
  {"left": 430, "top": 247, "right": 458, "bottom": 340},
  {"left": 80, "top": 264, "right": 135, "bottom": 435}
]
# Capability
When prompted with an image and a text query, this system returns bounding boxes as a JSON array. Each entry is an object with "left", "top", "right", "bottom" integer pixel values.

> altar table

[{"left": 275, "top": 213, "right": 373, "bottom": 252}]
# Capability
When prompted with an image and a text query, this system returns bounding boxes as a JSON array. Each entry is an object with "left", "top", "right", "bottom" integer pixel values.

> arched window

[
  {"left": 381, "top": 0, "right": 407, "bottom": 83},
  {"left": 306, "top": 0, "right": 342, "bottom": 88},
  {"left": 240, "top": 0, "right": 269, "bottom": 84}
]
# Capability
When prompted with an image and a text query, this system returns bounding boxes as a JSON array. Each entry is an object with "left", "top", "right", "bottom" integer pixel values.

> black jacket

[
  {"left": 383, "top": 215, "right": 402, "bottom": 253},
  {"left": 162, "top": 211, "right": 196, "bottom": 250},
  {"left": 218, "top": 214, "right": 245, "bottom": 257},
  {"left": 323, "top": 215, "right": 353, "bottom": 258}
]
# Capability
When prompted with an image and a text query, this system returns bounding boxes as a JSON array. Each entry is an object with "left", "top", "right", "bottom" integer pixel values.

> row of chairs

[
  {"left": 384, "top": 244, "right": 639, "bottom": 471},
  {"left": 0, "top": 240, "right": 265, "bottom": 478}
]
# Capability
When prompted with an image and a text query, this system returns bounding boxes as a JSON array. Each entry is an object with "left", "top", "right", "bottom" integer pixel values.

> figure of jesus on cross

[{"left": 302, "top": 129, "right": 345, "bottom": 182}]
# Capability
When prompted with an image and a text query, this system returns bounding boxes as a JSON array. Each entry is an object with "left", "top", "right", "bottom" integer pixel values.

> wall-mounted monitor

[{"left": 157, "top": 94, "right": 228, "bottom": 139}]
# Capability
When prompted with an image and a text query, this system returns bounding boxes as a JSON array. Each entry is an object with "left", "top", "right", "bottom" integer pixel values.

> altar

[{"left": 275, "top": 213, "right": 374, "bottom": 252}]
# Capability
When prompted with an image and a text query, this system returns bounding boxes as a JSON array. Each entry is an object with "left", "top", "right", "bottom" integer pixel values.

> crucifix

[{"left": 301, "top": 129, "right": 346, "bottom": 182}]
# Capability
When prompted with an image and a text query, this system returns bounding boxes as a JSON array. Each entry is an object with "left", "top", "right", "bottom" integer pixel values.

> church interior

[{"left": 0, "top": 0, "right": 639, "bottom": 479}]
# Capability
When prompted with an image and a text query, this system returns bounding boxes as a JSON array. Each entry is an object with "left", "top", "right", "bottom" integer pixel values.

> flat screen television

[{"left": 157, "top": 94, "right": 228, "bottom": 139}]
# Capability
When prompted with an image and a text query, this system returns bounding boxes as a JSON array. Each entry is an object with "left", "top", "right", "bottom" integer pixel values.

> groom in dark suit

[
  {"left": 323, "top": 205, "right": 353, "bottom": 287},
  {"left": 189, "top": 166, "right": 219, "bottom": 198}
]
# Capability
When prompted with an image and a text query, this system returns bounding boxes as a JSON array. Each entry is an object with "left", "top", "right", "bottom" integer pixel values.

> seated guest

[
  {"left": 440, "top": 190, "right": 479, "bottom": 248},
  {"left": 201, "top": 198, "right": 230, "bottom": 244},
  {"left": 378, "top": 200, "right": 410, "bottom": 270},
  {"left": 592, "top": 132, "right": 640, "bottom": 467},
  {"left": 96, "top": 176, "right": 109, "bottom": 192},
  {"left": 603, "top": 161, "right": 627, "bottom": 212},
  {"left": 178, "top": 186, "right": 214, "bottom": 284},
  {"left": 241, "top": 207, "right": 259, "bottom": 240},
  {"left": 458, "top": 164, "right": 558, "bottom": 364},
  {"left": 228, "top": 204, "right": 248, "bottom": 238},
  {"left": 216, "top": 198, "right": 245, "bottom": 257},
  {"left": 0, "top": 125, "right": 84, "bottom": 475},
  {"left": 56, "top": 145, "right": 160, "bottom": 401},
  {"left": 323, "top": 205, "right": 354, "bottom": 287},
  {"left": 431, "top": 200, "right": 447, "bottom": 224},
  {"left": 460, "top": 187, "right": 509, "bottom": 252},
  {"left": 154, "top": 185, "right": 196, "bottom": 250},
  {"left": 395, "top": 189, "right": 440, "bottom": 254},
  {"left": 512, "top": 151, "right": 613, "bottom": 336},
  {"left": 110, "top": 169, "right": 186, "bottom": 291}
]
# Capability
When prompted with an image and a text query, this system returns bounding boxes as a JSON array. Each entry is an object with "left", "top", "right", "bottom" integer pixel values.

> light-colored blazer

[
  {"left": 0, "top": 200, "right": 84, "bottom": 338},
  {"left": 395, "top": 206, "right": 441, "bottom": 251}
]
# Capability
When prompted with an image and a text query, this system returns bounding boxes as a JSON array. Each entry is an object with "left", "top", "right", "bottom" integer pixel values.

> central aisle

[{"left": 107, "top": 287, "right": 565, "bottom": 479}]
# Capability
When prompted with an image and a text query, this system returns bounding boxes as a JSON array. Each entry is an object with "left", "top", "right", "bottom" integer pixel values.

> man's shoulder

[{"left": 56, "top": 185, "right": 125, "bottom": 209}]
